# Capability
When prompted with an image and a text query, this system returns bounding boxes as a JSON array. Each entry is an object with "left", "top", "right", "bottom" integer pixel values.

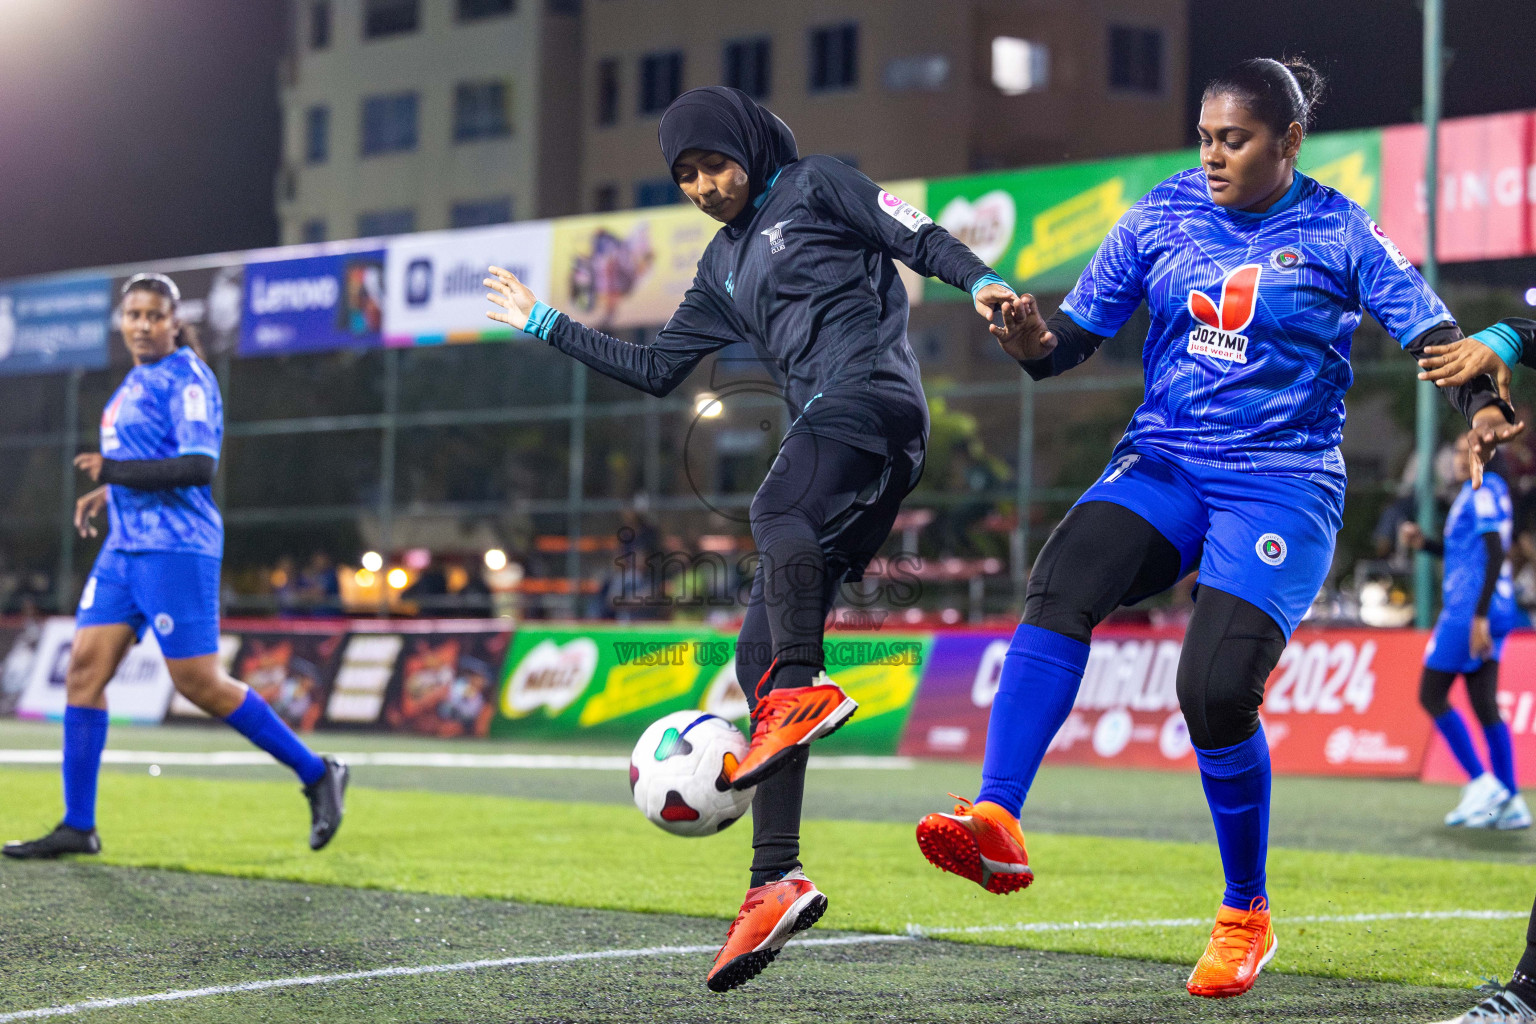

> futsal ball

[{"left": 630, "top": 711, "right": 754, "bottom": 837}]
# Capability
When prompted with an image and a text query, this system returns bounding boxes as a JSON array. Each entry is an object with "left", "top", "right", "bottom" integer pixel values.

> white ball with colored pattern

[{"left": 630, "top": 711, "right": 754, "bottom": 837}]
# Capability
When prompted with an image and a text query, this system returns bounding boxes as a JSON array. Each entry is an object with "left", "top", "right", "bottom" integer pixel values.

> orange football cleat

[
  {"left": 725, "top": 674, "right": 857, "bottom": 790},
  {"left": 705, "top": 869, "right": 827, "bottom": 992},
  {"left": 915, "top": 796, "right": 1033, "bottom": 894},
  {"left": 1186, "top": 897, "right": 1277, "bottom": 998}
]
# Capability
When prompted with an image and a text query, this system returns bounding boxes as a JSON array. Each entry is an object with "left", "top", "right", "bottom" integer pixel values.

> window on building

[
  {"left": 305, "top": 105, "right": 329, "bottom": 164},
  {"left": 593, "top": 184, "right": 619, "bottom": 211},
  {"left": 309, "top": 1, "right": 332, "bottom": 49},
  {"left": 724, "top": 38, "right": 771, "bottom": 99},
  {"left": 364, "top": 0, "right": 418, "bottom": 39},
  {"left": 635, "top": 178, "right": 680, "bottom": 208},
  {"left": 639, "top": 52, "right": 683, "bottom": 115},
  {"left": 546, "top": 0, "right": 580, "bottom": 13},
  {"left": 361, "top": 93, "right": 419, "bottom": 155},
  {"left": 454, "top": 81, "right": 512, "bottom": 141},
  {"left": 883, "top": 54, "right": 949, "bottom": 92},
  {"left": 991, "top": 37, "right": 1049, "bottom": 95},
  {"left": 597, "top": 59, "right": 620, "bottom": 125},
  {"left": 301, "top": 219, "right": 327, "bottom": 244},
  {"left": 450, "top": 197, "right": 514, "bottom": 227},
  {"left": 456, "top": 0, "right": 514, "bottom": 19},
  {"left": 358, "top": 209, "right": 416, "bottom": 236},
  {"left": 1108, "top": 26, "right": 1162, "bottom": 94},
  {"left": 809, "top": 23, "right": 858, "bottom": 92}
]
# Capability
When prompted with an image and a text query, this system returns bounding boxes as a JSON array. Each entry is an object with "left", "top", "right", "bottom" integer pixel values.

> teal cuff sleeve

[
  {"left": 525, "top": 301, "right": 561, "bottom": 341},
  {"left": 970, "top": 273, "right": 1009, "bottom": 300},
  {"left": 1472, "top": 322, "right": 1523, "bottom": 369}
]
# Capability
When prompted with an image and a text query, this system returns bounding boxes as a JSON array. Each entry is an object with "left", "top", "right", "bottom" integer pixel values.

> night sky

[{"left": 0, "top": 1, "right": 1532, "bottom": 280}]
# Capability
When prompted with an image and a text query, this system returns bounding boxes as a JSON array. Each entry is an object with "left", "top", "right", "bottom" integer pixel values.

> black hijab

[{"left": 658, "top": 87, "right": 798, "bottom": 205}]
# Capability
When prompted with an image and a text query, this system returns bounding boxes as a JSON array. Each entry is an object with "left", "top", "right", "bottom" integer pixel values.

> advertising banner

[
  {"left": 110, "top": 264, "right": 244, "bottom": 366},
  {"left": 1421, "top": 631, "right": 1536, "bottom": 788},
  {"left": 240, "top": 250, "right": 386, "bottom": 357},
  {"left": 900, "top": 627, "right": 1434, "bottom": 777},
  {"left": 382, "top": 626, "right": 510, "bottom": 737},
  {"left": 383, "top": 221, "right": 554, "bottom": 346},
  {"left": 0, "top": 621, "right": 42, "bottom": 717},
  {"left": 227, "top": 629, "right": 346, "bottom": 731},
  {"left": 1380, "top": 110, "right": 1536, "bottom": 265},
  {"left": 545, "top": 207, "right": 720, "bottom": 331},
  {"left": 492, "top": 625, "right": 930, "bottom": 753},
  {"left": 15, "top": 617, "right": 174, "bottom": 723},
  {"left": 324, "top": 631, "right": 405, "bottom": 727},
  {"left": 0, "top": 276, "right": 111, "bottom": 375}
]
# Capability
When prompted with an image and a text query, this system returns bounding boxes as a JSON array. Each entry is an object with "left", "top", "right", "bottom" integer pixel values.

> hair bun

[{"left": 1282, "top": 58, "right": 1326, "bottom": 121}]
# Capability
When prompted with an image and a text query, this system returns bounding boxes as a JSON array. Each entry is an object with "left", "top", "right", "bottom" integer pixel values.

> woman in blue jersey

[
  {"left": 914, "top": 58, "right": 1519, "bottom": 999},
  {"left": 1402, "top": 437, "right": 1529, "bottom": 831},
  {"left": 2, "top": 274, "right": 348, "bottom": 860}
]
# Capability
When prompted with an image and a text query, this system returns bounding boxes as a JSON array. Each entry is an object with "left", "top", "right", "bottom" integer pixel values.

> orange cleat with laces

[
  {"left": 705, "top": 869, "right": 828, "bottom": 992},
  {"left": 725, "top": 673, "right": 857, "bottom": 790},
  {"left": 915, "top": 796, "right": 1034, "bottom": 894},
  {"left": 1186, "top": 897, "right": 1276, "bottom": 998}
]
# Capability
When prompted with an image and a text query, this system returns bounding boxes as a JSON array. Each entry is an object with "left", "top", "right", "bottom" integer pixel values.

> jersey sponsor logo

[
  {"left": 760, "top": 220, "right": 793, "bottom": 255},
  {"left": 101, "top": 390, "right": 127, "bottom": 452},
  {"left": 1186, "top": 264, "right": 1261, "bottom": 364},
  {"left": 1256, "top": 532, "right": 1288, "bottom": 566},
  {"left": 877, "top": 190, "right": 932, "bottom": 233},
  {"left": 182, "top": 383, "right": 209, "bottom": 423},
  {"left": 1269, "top": 247, "right": 1303, "bottom": 272},
  {"left": 154, "top": 612, "right": 175, "bottom": 636},
  {"left": 1368, "top": 220, "right": 1413, "bottom": 272},
  {"left": 1104, "top": 452, "right": 1141, "bottom": 484}
]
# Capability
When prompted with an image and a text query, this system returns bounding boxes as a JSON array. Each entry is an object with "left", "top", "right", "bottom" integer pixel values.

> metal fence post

[
  {"left": 1014, "top": 374, "right": 1034, "bottom": 611},
  {"left": 378, "top": 348, "right": 400, "bottom": 615},
  {"left": 1414, "top": 0, "right": 1443, "bottom": 628},
  {"left": 55, "top": 368, "right": 82, "bottom": 613},
  {"left": 567, "top": 362, "right": 588, "bottom": 616}
]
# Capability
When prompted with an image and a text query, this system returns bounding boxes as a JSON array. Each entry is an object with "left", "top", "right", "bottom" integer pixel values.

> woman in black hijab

[{"left": 487, "top": 86, "right": 1019, "bottom": 991}]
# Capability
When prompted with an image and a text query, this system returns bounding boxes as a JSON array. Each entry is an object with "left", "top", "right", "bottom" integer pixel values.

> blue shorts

[
  {"left": 1075, "top": 446, "right": 1345, "bottom": 637},
  {"left": 76, "top": 549, "right": 222, "bottom": 659},
  {"left": 1425, "top": 609, "right": 1514, "bottom": 674}
]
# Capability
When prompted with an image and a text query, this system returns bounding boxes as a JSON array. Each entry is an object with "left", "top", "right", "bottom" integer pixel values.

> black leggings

[
  {"left": 738, "top": 430, "right": 889, "bottom": 878},
  {"left": 1420, "top": 662, "right": 1502, "bottom": 726},
  {"left": 1026, "top": 501, "right": 1287, "bottom": 750}
]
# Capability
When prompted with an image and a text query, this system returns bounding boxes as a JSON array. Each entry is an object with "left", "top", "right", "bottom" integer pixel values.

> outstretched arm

[
  {"left": 75, "top": 451, "right": 216, "bottom": 489},
  {"left": 1402, "top": 322, "right": 1525, "bottom": 486},
  {"left": 486, "top": 266, "right": 737, "bottom": 398}
]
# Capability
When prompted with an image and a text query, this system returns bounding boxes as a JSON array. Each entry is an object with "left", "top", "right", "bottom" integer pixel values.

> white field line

[
  {"left": 0, "top": 934, "right": 914, "bottom": 1022},
  {"left": 0, "top": 749, "right": 914, "bottom": 771},
  {"left": 0, "top": 909, "right": 1522, "bottom": 1021}
]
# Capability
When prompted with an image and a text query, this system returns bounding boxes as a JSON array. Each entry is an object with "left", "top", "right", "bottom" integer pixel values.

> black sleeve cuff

[
  {"left": 1406, "top": 323, "right": 1516, "bottom": 426},
  {"left": 1019, "top": 311, "right": 1107, "bottom": 381}
]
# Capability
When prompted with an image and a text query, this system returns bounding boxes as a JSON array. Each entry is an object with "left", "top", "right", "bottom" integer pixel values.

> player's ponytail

[
  {"left": 1204, "top": 57, "right": 1326, "bottom": 137},
  {"left": 174, "top": 321, "right": 207, "bottom": 362}
]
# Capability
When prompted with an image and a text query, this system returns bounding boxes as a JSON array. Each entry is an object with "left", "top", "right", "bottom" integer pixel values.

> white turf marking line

[
  {"left": 0, "top": 934, "right": 915, "bottom": 1022},
  {"left": 905, "top": 908, "right": 1529, "bottom": 937},
  {"left": 0, "top": 749, "right": 914, "bottom": 772}
]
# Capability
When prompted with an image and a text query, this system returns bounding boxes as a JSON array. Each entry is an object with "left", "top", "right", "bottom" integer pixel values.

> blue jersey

[
  {"left": 1441, "top": 472, "right": 1516, "bottom": 619},
  {"left": 100, "top": 346, "right": 223, "bottom": 558},
  {"left": 1063, "top": 169, "right": 1451, "bottom": 475}
]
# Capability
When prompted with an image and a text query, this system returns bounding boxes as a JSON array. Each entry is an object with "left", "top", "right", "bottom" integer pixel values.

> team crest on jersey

[
  {"left": 1187, "top": 264, "right": 1261, "bottom": 365},
  {"left": 1255, "top": 533, "right": 1287, "bottom": 566},
  {"left": 761, "top": 220, "right": 792, "bottom": 255},
  {"left": 1269, "top": 247, "right": 1303, "bottom": 272},
  {"left": 154, "top": 613, "right": 175, "bottom": 635}
]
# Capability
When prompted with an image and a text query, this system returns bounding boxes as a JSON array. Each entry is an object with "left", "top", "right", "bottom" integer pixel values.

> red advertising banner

[
  {"left": 1420, "top": 632, "right": 1536, "bottom": 788},
  {"left": 900, "top": 627, "right": 1436, "bottom": 778},
  {"left": 1380, "top": 110, "right": 1536, "bottom": 264}
]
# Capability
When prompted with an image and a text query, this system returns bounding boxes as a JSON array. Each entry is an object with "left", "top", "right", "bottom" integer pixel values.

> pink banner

[{"left": 1380, "top": 110, "right": 1536, "bottom": 264}]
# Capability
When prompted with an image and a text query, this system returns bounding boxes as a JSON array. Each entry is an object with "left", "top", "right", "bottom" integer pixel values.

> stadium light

[
  {"left": 1525, "top": 287, "right": 1536, "bottom": 306},
  {"left": 361, "top": 551, "right": 383, "bottom": 572},
  {"left": 354, "top": 568, "right": 375, "bottom": 588},
  {"left": 694, "top": 392, "right": 724, "bottom": 418},
  {"left": 386, "top": 567, "right": 409, "bottom": 590},
  {"left": 484, "top": 548, "right": 508, "bottom": 571}
]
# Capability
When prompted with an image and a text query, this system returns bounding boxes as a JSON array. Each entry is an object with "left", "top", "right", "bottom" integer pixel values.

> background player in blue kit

[
  {"left": 1401, "top": 438, "right": 1529, "bottom": 831},
  {"left": 914, "top": 58, "right": 1521, "bottom": 1000},
  {"left": 2, "top": 274, "right": 348, "bottom": 861}
]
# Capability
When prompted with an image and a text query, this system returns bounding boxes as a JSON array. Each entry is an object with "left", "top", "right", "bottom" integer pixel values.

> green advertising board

[
  {"left": 923, "top": 127, "right": 1382, "bottom": 301},
  {"left": 492, "top": 624, "right": 932, "bottom": 754}
]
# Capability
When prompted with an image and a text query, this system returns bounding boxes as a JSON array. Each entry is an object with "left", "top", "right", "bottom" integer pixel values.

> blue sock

[
  {"left": 1195, "top": 729, "right": 1271, "bottom": 912},
  {"left": 224, "top": 688, "right": 326, "bottom": 786},
  {"left": 1484, "top": 720, "right": 1518, "bottom": 794},
  {"left": 61, "top": 705, "right": 109, "bottom": 832},
  {"left": 976, "top": 624, "right": 1091, "bottom": 816},
  {"left": 1434, "top": 710, "right": 1486, "bottom": 781}
]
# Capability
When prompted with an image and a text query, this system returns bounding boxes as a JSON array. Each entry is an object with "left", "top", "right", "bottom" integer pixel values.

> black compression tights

[
  {"left": 1419, "top": 662, "right": 1502, "bottom": 726},
  {"left": 1026, "top": 501, "right": 1287, "bottom": 750}
]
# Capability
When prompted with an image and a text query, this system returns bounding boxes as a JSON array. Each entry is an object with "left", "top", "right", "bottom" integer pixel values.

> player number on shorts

[{"left": 1266, "top": 639, "right": 1375, "bottom": 715}]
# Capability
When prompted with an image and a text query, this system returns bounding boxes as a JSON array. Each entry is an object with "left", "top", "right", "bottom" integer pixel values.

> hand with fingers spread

[
  {"left": 484, "top": 265, "right": 538, "bottom": 333},
  {"left": 990, "top": 292, "right": 1057, "bottom": 364},
  {"left": 1467, "top": 404, "right": 1527, "bottom": 489},
  {"left": 1417, "top": 335, "right": 1514, "bottom": 404},
  {"left": 74, "top": 486, "right": 107, "bottom": 538}
]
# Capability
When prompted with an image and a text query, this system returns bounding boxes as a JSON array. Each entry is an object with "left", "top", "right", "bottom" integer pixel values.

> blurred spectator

[
  {"left": 935, "top": 440, "right": 1002, "bottom": 557},
  {"left": 296, "top": 551, "right": 341, "bottom": 616},
  {"left": 271, "top": 555, "right": 302, "bottom": 617}
]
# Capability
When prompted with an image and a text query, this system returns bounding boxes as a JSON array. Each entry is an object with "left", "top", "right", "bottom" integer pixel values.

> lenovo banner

[
  {"left": 240, "top": 250, "right": 386, "bottom": 357},
  {"left": 900, "top": 627, "right": 1435, "bottom": 778}
]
